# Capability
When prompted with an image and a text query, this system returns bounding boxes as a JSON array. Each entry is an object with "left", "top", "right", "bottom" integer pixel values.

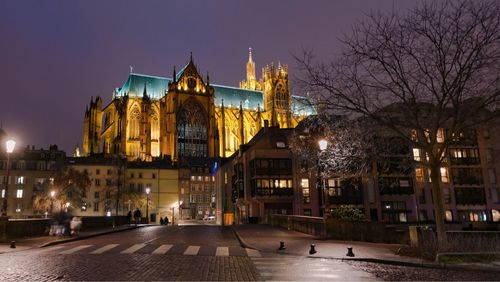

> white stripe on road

[
  {"left": 152, "top": 244, "right": 173, "bottom": 255},
  {"left": 120, "top": 243, "right": 146, "bottom": 254},
  {"left": 259, "top": 272, "right": 341, "bottom": 279},
  {"left": 245, "top": 248, "right": 261, "bottom": 257},
  {"left": 60, "top": 245, "right": 93, "bottom": 254},
  {"left": 183, "top": 245, "right": 200, "bottom": 255},
  {"left": 216, "top": 246, "right": 229, "bottom": 256},
  {"left": 90, "top": 244, "right": 119, "bottom": 254}
]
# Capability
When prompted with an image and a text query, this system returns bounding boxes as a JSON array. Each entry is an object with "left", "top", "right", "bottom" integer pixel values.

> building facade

[
  {"left": 82, "top": 50, "right": 315, "bottom": 161},
  {"left": 0, "top": 144, "right": 66, "bottom": 217},
  {"left": 219, "top": 119, "right": 500, "bottom": 225}
]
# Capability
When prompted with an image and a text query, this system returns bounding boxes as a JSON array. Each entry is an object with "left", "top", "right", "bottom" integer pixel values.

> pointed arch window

[
  {"left": 128, "top": 107, "right": 140, "bottom": 139},
  {"left": 151, "top": 113, "right": 160, "bottom": 141},
  {"left": 177, "top": 101, "right": 208, "bottom": 157}
]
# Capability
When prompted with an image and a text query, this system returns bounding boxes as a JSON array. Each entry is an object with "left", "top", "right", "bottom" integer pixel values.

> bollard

[
  {"left": 10, "top": 241, "right": 16, "bottom": 248},
  {"left": 346, "top": 247, "right": 355, "bottom": 257},
  {"left": 278, "top": 241, "right": 286, "bottom": 251},
  {"left": 309, "top": 244, "right": 317, "bottom": 255}
]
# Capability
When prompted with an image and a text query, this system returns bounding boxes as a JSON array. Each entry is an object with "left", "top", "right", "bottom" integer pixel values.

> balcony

[
  {"left": 327, "top": 195, "right": 363, "bottom": 205},
  {"left": 252, "top": 188, "right": 293, "bottom": 197}
]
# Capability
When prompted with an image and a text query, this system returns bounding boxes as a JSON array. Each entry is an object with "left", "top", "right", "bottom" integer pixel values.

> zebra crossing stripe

[
  {"left": 183, "top": 245, "right": 200, "bottom": 255},
  {"left": 152, "top": 244, "right": 173, "bottom": 255},
  {"left": 216, "top": 246, "right": 229, "bottom": 256},
  {"left": 60, "top": 245, "right": 93, "bottom": 254},
  {"left": 90, "top": 244, "right": 119, "bottom": 254},
  {"left": 245, "top": 248, "right": 261, "bottom": 257},
  {"left": 120, "top": 243, "right": 146, "bottom": 254}
]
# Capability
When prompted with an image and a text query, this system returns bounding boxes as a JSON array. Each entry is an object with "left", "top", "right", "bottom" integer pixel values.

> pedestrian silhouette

[
  {"left": 164, "top": 216, "right": 169, "bottom": 225},
  {"left": 127, "top": 210, "right": 132, "bottom": 225},
  {"left": 133, "top": 208, "right": 142, "bottom": 225},
  {"left": 160, "top": 217, "right": 164, "bottom": 225}
]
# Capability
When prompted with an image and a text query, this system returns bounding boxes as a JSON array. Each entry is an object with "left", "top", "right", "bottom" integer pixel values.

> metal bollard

[
  {"left": 346, "top": 247, "right": 355, "bottom": 257},
  {"left": 278, "top": 241, "right": 286, "bottom": 250},
  {"left": 309, "top": 244, "right": 317, "bottom": 255},
  {"left": 10, "top": 241, "right": 16, "bottom": 248}
]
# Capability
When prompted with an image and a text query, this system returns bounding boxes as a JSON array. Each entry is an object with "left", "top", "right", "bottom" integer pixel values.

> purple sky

[{"left": 0, "top": 0, "right": 415, "bottom": 154}]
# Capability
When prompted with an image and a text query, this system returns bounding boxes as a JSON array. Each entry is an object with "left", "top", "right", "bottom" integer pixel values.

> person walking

[{"left": 133, "top": 208, "right": 142, "bottom": 225}]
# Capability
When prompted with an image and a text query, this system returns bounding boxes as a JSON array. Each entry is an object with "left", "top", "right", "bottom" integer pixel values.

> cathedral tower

[{"left": 83, "top": 96, "right": 102, "bottom": 155}]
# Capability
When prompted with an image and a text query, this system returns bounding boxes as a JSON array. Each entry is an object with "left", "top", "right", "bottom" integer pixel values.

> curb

[
  {"left": 232, "top": 226, "right": 500, "bottom": 273},
  {"left": 40, "top": 225, "right": 143, "bottom": 248},
  {"left": 231, "top": 226, "right": 261, "bottom": 251}
]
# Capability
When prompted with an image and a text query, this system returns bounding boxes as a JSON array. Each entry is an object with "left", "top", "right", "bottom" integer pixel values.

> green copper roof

[
  {"left": 212, "top": 84, "right": 263, "bottom": 110},
  {"left": 113, "top": 73, "right": 315, "bottom": 115},
  {"left": 114, "top": 73, "right": 171, "bottom": 99}
]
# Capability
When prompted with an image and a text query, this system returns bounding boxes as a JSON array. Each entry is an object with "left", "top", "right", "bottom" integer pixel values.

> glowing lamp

[
  {"left": 6, "top": 139, "right": 16, "bottom": 153},
  {"left": 318, "top": 139, "right": 328, "bottom": 151}
]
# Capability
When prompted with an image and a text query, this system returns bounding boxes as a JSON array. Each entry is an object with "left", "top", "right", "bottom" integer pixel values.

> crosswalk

[
  {"left": 49, "top": 243, "right": 262, "bottom": 258},
  {"left": 250, "top": 256, "right": 377, "bottom": 281}
]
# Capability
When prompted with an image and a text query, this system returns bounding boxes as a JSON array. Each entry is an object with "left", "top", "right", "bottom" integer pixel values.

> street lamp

[
  {"left": 50, "top": 190, "right": 56, "bottom": 215},
  {"left": 2, "top": 139, "right": 16, "bottom": 217},
  {"left": 317, "top": 139, "right": 327, "bottom": 217},
  {"left": 145, "top": 187, "right": 151, "bottom": 224}
]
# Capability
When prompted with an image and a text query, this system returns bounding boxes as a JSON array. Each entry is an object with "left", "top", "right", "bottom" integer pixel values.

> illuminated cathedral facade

[{"left": 82, "top": 50, "right": 315, "bottom": 161}]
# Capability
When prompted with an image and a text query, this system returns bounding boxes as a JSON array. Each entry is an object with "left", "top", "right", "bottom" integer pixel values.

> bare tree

[{"left": 297, "top": 1, "right": 500, "bottom": 245}]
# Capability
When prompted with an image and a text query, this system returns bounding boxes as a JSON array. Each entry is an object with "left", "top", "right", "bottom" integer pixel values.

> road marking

[
  {"left": 245, "top": 248, "right": 261, "bottom": 257},
  {"left": 183, "top": 245, "right": 200, "bottom": 255},
  {"left": 120, "top": 243, "right": 146, "bottom": 254},
  {"left": 60, "top": 245, "right": 93, "bottom": 254},
  {"left": 90, "top": 244, "right": 119, "bottom": 254},
  {"left": 152, "top": 244, "right": 173, "bottom": 255},
  {"left": 259, "top": 272, "right": 341, "bottom": 279},
  {"left": 216, "top": 246, "right": 229, "bottom": 256}
]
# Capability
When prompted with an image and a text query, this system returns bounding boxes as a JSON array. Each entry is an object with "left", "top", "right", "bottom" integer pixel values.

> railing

[
  {"left": 269, "top": 214, "right": 326, "bottom": 238},
  {"left": 253, "top": 188, "right": 293, "bottom": 197}
]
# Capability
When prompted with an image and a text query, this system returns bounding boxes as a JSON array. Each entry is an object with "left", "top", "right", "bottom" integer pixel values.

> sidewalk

[
  {"left": 232, "top": 224, "right": 500, "bottom": 272},
  {"left": 0, "top": 224, "right": 143, "bottom": 254}
]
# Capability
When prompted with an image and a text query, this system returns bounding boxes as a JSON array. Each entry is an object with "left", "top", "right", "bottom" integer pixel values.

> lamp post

[
  {"left": 317, "top": 139, "right": 327, "bottom": 218},
  {"left": 50, "top": 190, "right": 56, "bottom": 215},
  {"left": 2, "top": 139, "right": 16, "bottom": 217},
  {"left": 145, "top": 187, "right": 151, "bottom": 224}
]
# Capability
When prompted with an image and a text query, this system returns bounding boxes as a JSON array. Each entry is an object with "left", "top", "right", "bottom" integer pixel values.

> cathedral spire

[
  {"left": 248, "top": 47, "right": 253, "bottom": 63},
  {"left": 143, "top": 83, "right": 148, "bottom": 97}
]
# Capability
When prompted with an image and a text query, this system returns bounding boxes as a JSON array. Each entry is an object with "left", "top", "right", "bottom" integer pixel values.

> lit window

[
  {"left": 191, "top": 176, "right": 196, "bottom": 181},
  {"left": 415, "top": 168, "right": 424, "bottom": 182},
  {"left": 301, "top": 178, "right": 309, "bottom": 188},
  {"left": 410, "top": 129, "right": 418, "bottom": 142},
  {"left": 198, "top": 176, "right": 203, "bottom": 181},
  {"left": 440, "top": 167, "right": 449, "bottom": 183},
  {"left": 1, "top": 189, "right": 4, "bottom": 198},
  {"left": 492, "top": 210, "right": 500, "bottom": 222},
  {"left": 15, "top": 176, "right": 25, "bottom": 185},
  {"left": 224, "top": 173, "right": 227, "bottom": 184},
  {"left": 16, "top": 189, "right": 23, "bottom": 198},
  {"left": 436, "top": 128, "right": 444, "bottom": 143},
  {"left": 276, "top": 142, "right": 286, "bottom": 148},
  {"left": 445, "top": 210, "right": 453, "bottom": 221},
  {"left": 412, "top": 149, "right": 420, "bottom": 161}
]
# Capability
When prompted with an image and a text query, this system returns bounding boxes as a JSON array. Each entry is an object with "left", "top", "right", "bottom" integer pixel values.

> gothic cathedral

[{"left": 82, "top": 50, "right": 315, "bottom": 161}]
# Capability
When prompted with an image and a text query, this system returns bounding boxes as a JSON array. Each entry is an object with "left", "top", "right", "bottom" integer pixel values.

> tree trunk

[{"left": 429, "top": 164, "right": 447, "bottom": 247}]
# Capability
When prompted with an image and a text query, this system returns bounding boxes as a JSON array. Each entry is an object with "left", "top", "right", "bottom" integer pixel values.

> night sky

[{"left": 0, "top": 0, "right": 415, "bottom": 154}]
